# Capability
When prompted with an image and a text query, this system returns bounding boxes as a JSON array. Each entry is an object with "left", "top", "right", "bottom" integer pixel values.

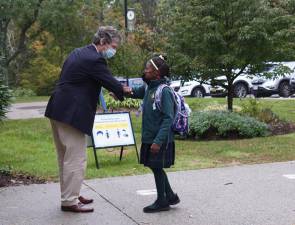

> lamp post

[
  {"left": 124, "top": 0, "right": 128, "bottom": 32},
  {"left": 123, "top": 0, "right": 136, "bottom": 86},
  {"left": 123, "top": 0, "right": 128, "bottom": 85}
]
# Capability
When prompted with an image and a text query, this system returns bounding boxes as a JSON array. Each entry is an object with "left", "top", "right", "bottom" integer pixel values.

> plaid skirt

[{"left": 140, "top": 142, "right": 175, "bottom": 168}]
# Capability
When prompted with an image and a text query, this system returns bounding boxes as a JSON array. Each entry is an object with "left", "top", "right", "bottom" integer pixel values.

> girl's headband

[
  {"left": 150, "top": 59, "right": 159, "bottom": 70},
  {"left": 150, "top": 55, "right": 165, "bottom": 71}
]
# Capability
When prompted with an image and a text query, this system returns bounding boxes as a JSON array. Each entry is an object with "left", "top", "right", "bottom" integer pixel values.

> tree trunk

[
  {"left": 0, "top": 19, "right": 9, "bottom": 86},
  {"left": 227, "top": 81, "right": 234, "bottom": 112},
  {"left": 98, "top": 1, "right": 104, "bottom": 24}
]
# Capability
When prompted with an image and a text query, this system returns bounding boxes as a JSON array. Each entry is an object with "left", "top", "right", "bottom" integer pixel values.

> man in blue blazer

[{"left": 45, "top": 26, "right": 124, "bottom": 213}]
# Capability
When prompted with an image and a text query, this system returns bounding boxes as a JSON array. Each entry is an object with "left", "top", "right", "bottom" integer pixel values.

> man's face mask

[{"left": 102, "top": 47, "right": 116, "bottom": 59}]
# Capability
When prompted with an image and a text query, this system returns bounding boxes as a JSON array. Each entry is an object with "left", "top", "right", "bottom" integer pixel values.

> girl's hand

[
  {"left": 109, "top": 92, "right": 118, "bottom": 100},
  {"left": 123, "top": 86, "right": 133, "bottom": 95},
  {"left": 150, "top": 143, "right": 161, "bottom": 154}
]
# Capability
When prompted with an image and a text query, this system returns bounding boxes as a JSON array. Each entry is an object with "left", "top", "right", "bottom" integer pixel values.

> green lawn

[
  {"left": 1, "top": 97, "right": 295, "bottom": 181},
  {"left": 12, "top": 96, "right": 50, "bottom": 103}
]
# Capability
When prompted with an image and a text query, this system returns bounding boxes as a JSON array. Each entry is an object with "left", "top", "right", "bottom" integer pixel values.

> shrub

[
  {"left": 239, "top": 98, "right": 280, "bottom": 123},
  {"left": 0, "top": 166, "right": 12, "bottom": 176},
  {"left": 189, "top": 111, "right": 269, "bottom": 139},
  {"left": 240, "top": 98, "right": 262, "bottom": 118},
  {"left": 257, "top": 108, "right": 280, "bottom": 124},
  {"left": 0, "top": 80, "right": 12, "bottom": 121},
  {"left": 101, "top": 94, "right": 141, "bottom": 110}
]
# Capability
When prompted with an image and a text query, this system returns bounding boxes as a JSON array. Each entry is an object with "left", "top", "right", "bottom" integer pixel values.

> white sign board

[{"left": 91, "top": 112, "right": 135, "bottom": 148}]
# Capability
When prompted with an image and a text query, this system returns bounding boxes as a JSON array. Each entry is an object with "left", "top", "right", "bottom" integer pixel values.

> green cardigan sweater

[{"left": 131, "top": 79, "right": 175, "bottom": 145}]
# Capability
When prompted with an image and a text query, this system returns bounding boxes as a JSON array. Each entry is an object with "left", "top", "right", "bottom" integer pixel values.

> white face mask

[{"left": 102, "top": 47, "right": 116, "bottom": 59}]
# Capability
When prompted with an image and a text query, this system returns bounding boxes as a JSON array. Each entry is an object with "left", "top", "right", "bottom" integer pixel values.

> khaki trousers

[{"left": 50, "top": 119, "right": 87, "bottom": 206}]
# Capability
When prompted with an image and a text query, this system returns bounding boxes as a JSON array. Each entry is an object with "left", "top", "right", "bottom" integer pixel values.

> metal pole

[
  {"left": 124, "top": 0, "right": 128, "bottom": 31},
  {"left": 124, "top": 0, "right": 129, "bottom": 85}
]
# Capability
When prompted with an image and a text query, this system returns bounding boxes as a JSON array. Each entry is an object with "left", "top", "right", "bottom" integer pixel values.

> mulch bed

[
  {"left": 268, "top": 121, "right": 295, "bottom": 136},
  {"left": 0, "top": 171, "right": 47, "bottom": 188}
]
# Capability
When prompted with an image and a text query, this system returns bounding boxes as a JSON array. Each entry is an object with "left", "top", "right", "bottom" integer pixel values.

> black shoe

[
  {"left": 143, "top": 200, "right": 170, "bottom": 213},
  {"left": 167, "top": 193, "right": 180, "bottom": 205}
]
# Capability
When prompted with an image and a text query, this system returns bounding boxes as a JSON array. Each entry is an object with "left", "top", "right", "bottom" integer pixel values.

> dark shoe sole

[
  {"left": 61, "top": 206, "right": 94, "bottom": 213},
  {"left": 143, "top": 206, "right": 170, "bottom": 213},
  {"left": 169, "top": 198, "right": 180, "bottom": 205}
]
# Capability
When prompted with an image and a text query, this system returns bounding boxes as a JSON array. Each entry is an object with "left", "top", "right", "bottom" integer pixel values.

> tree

[
  {"left": 160, "top": 0, "right": 295, "bottom": 110},
  {"left": 108, "top": 41, "right": 147, "bottom": 77},
  {"left": 0, "top": 0, "right": 44, "bottom": 86},
  {"left": 0, "top": 79, "right": 12, "bottom": 121},
  {"left": 39, "top": 0, "right": 103, "bottom": 65},
  {"left": 1, "top": 0, "right": 105, "bottom": 86}
]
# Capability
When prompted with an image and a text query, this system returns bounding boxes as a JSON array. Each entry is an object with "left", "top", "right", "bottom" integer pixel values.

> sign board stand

[{"left": 88, "top": 112, "right": 139, "bottom": 169}]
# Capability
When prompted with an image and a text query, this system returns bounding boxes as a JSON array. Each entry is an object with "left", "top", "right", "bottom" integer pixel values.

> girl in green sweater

[{"left": 124, "top": 55, "right": 180, "bottom": 213}]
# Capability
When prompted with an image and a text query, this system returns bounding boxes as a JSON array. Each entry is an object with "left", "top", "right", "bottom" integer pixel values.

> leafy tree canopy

[{"left": 160, "top": 0, "right": 295, "bottom": 110}]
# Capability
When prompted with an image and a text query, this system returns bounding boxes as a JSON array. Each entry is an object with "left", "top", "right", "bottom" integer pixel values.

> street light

[
  {"left": 123, "top": 0, "right": 136, "bottom": 85},
  {"left": 124, "top": 0, "right": 128, "bottom": 31}
]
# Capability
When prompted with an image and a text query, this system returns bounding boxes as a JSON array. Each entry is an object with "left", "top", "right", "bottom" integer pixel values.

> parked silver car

[
  {"left": 210, "top": 74, "right": 256, "bottom": 98},
  {"left": 251, "top": 62, "right": 295, "bottom": 97}
]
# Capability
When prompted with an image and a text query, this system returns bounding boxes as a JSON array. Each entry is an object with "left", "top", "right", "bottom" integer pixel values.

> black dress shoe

[
  {"left": 168, "top": 193, "right": 180, "bottom": 205},
  {"left": 143, "top": 200, "right": 170, "bottom": 213}
]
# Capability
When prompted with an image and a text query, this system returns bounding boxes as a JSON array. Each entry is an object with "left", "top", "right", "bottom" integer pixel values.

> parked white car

[
  {"left": 210, "top": 74, "right": 256, "bottom": 98},
  {"left": 251, "top": 62, "right": 295, "bottom": 97},
  {"left": 290, "top": 73, "right": 295, "bottom": 94},
  {"left": 170, "top": 80, "right": 211, "bottom": 97},
  {"left": 232, "top": 74, "right": 257, "bottom": 98},
  {"left": 169, "top": 80, "right": 181, "bottom": 92}
]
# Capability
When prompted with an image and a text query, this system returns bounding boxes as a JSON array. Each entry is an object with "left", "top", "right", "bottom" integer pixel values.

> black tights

[{"left": 150, "top": 167, "right": 174, "bottom": 201}]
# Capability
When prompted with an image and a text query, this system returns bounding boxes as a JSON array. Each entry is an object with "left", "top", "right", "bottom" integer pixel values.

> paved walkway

[
  {"left": 6, "top": 102, "right": 47, "bottom": 120},
  {"left": 1, "top": 161, "right": 295, "bottom": 225},
  {"left": 5, "top": 96, "right": 295, "bottom": 120}
]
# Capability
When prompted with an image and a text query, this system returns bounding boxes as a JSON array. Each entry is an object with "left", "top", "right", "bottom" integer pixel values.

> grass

[
  {"left": 12, "top": 96, "right": 49, "bottom": 103},
  {"left": 1, "top": 97, "right": 295, "bottom": 181}
]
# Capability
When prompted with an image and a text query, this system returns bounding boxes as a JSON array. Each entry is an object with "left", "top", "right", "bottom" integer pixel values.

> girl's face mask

[{"left": 141, "top": 73, "right": 149, "bottom": 84}]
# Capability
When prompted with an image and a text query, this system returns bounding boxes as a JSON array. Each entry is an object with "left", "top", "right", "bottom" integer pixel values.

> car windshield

[{"left": 263, "top": 64, "right": 277, "bottom": 72}]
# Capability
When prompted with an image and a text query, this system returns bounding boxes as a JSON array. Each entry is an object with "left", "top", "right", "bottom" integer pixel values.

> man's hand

[
  {"left": 123, "top": 86, "right": 133, "bottom": 95},
  {"left": 109, "top": 92, "right": 118, "bottom": 100},
  {"left": 150, "top": 143, "right": 161, "bottom": 154}
]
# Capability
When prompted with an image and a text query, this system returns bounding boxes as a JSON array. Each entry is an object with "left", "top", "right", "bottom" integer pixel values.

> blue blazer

[{"left": 45, "top": 44, "right": 124, "bottom": 135}]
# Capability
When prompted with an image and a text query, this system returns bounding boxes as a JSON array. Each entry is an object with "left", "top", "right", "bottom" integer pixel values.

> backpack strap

[{"left": 155, "top": 84, "right": 175, "bottom": 111}]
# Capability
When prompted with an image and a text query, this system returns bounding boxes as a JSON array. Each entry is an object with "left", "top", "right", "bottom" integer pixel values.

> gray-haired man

[{"left": 45, "top": 26, "right": 124, "bottom": 213}]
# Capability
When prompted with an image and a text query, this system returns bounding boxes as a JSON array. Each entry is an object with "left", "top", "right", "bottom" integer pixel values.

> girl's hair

[
  {"left": 149, "top": 55, "right": 170, "bottom": 78},
  {"left": 93, "top": 26, "right": 122, "bottom": 46}
]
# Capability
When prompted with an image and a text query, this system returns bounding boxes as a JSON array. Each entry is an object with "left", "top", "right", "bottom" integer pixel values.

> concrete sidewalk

[
  {"left": 1, "top": 161, "right": 295, "bottom": 225},
  {"left": 5, "top": 96, "right": 295, "bottom": 120},
  {"left": 6, "top": 102, "right": 47, "bottom": 120}
]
